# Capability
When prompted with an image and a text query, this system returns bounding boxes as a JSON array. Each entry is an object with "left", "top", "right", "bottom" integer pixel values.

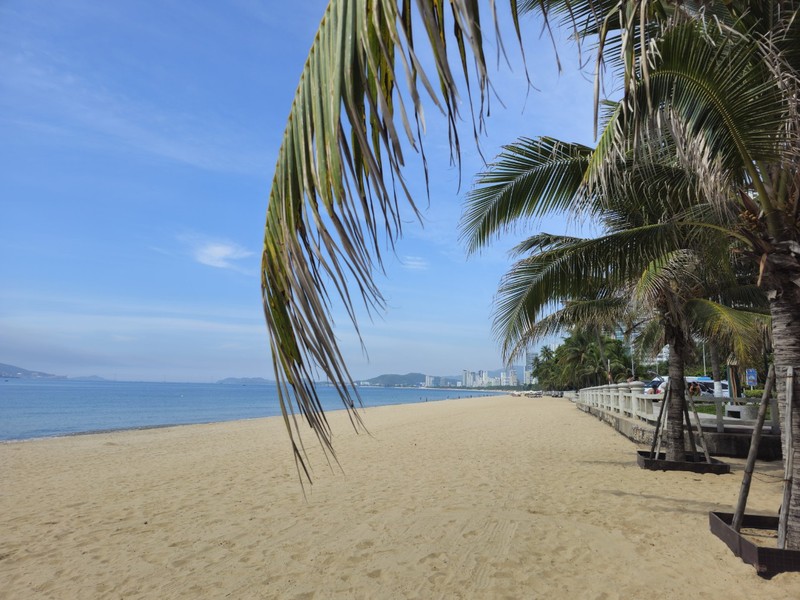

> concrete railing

[
  {"left": 576, "top": 381, "right": 739, "bottom": 432},
  {"left": 577, "top": 381, "right": 660, "bottom": 422}
]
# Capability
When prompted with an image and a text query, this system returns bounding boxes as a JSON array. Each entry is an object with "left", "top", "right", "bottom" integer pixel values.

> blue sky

[{"left": 1, "top": 1, "right": 597, "bottom": 383}]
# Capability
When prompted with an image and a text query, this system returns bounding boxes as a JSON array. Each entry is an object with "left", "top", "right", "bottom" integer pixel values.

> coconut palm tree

[
  {"left": 261, "top": 1, "right": 798, "bottom": 542},
  {"left": 553, "top": 330, "right": 632, "bottom": 387},
  {"left": 546, "top": 2, "right": 800, "bottom": 545},
  {"left": 460, "top": 127, "right": 770, "bottom": 460}
]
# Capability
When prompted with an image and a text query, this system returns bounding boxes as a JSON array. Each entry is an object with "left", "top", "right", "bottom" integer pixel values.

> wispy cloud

[
  {"left": 0, "top": 48, "right": 269, "bottom": 175},
  {"left": 178, "top": 233, "right": 255, "bottom": 273},
  {"left": 401, "top": 255, "right": 429, "bottom": 271},
  {"left": 196, "top": 242, "right": 253, "bottom": 269}
]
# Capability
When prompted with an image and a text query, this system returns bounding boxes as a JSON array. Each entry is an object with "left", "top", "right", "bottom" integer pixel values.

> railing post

[
  {"left": 618, "top": 381, "right": 631, "bottom": 416},
  {"left": 629, "top": 380, "right": 645, "bottom": 420},
  {"left": 613, "top": 383, "right": 622, "bottom": 413},
  {"left": 715, "top": 397, "right": 724, "bottom": 433}
]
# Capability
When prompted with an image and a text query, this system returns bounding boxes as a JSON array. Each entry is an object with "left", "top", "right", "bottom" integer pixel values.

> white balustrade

[
  {"left": 576, "top": 380, "right": 757, "bottom": 434},
  {"left": 576, "top": 380, "right": 663, "bottom": 424}
]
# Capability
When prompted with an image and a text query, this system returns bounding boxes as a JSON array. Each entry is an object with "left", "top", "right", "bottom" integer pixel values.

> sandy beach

[{"left": 1, "top": 395, "right": 798, "bottom": 599}]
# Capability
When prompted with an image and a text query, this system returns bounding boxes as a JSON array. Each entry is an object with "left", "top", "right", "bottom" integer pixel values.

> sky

[{"left": 0, "top": 1, "right": 598, "bottom": 383}]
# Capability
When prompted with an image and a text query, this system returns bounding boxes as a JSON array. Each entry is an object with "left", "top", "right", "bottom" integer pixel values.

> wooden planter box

[
  {"left": 709, "top": 512, "right": 800, "bottom": 578},
  {"left": 636, "top": 450, "right": 731, "bottom": 474}
]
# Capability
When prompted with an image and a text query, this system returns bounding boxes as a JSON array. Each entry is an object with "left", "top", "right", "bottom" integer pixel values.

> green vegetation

[
  {"left": 528, "top": 334, "right": 633, "bottom": 391},
  {"left": 263, "top": 0, "right": 800, "bottom": 547}
]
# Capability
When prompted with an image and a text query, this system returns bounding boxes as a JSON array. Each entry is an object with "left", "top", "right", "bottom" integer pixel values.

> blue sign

[{"left": 745, "top": 368, "right": 758, "bottom": 387}]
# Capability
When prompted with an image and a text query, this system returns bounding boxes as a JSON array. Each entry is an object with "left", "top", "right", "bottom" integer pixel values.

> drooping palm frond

[
  {"left": 460, "top": 137, "right": 594, "bottom": 253},
  {"left": 492, "top": 220, "right": 713, "bottom": 361},
  {"left": 502, "top": 294, "right": 632, "bottom": 361},
  {"left": 717, "top": 284, "right": 772, "bottom": 311},
  {"left": 632, "top": 316, "right": 664, "bottom": 361},
  {"left": 685, "top": 298, "right": 771, "bottom": 365},
  {"left": 262, "top": 0, "right": 522, "bottom": 478},
  {"left": 623, "top": 21, "right": 789, "bottom": 220}
]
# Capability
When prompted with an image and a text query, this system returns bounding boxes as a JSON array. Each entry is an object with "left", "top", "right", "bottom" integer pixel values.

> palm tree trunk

[
  {"left": 770, "top": 287, "right": 800, "bottom": 549},
  {"left": 664, "top": 322, "right": 688, "bottom": 462}
]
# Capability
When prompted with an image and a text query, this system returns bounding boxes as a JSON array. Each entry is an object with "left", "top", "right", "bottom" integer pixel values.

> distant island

[
  {"left": 0, "top": 362, "right": 66, "bottom": 380},
  {"left": 358, "top": 372, "right": 426, "bottom": 387}
]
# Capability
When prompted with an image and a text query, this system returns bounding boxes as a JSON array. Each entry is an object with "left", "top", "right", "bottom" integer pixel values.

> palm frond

[
  {"left": 262, "top": 0, "right": 508, "bottom": 478},
  {"left": 633, "top": 250, "right": 699, "bottom": 307},
  {"left": 493, "top": 221, "right": 704, "bottom": 361},
  {"left": 717, "top": 283, "right": 771, "bottom": 311},
  {"left": 685, "top": 298, "right": 771, "bottom": 365},
  {"left": 628, "top": 22, "right": 787, "bottom": 199},
  {"left": 632, "top": 316, "right": 665, "bottom": 360},
  {"left": 460, "top": 137, "right": 593, "bottom": 254}
]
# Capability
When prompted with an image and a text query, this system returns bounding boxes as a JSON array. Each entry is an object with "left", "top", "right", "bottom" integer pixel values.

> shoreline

[
  {"left": 2, "top": 395, "right": 798, "bottom": 598},
  {"left": 0, "top": 392, "right": 504, "bottom": 445}
]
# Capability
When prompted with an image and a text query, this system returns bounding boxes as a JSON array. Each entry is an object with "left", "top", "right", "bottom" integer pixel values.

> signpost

[{"left": 745, "top": 368, "right": 758, "bottom": 388}]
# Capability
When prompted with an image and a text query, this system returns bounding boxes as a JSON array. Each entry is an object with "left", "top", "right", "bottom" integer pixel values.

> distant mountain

[
  {"left": 360, "top": 372, "right": 425, "bottom": 387},
  {"left": 0, "top": 362, "right": 64, "bottom": 379},
  {"left": 217, "top": 377, "right": 275, "bottom": 385}
]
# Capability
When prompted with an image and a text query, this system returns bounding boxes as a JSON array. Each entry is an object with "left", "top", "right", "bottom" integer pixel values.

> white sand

[{"left": 1, "top": 395, "right": 798, "bottom": 599}]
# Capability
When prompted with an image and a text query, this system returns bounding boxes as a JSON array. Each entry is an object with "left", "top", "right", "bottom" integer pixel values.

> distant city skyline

[
  {"left": 2, "top": 359, "right": 526, "bottom": 387},
  {"left": 1, "top": 1, "right": 594, "bottom": 383}
]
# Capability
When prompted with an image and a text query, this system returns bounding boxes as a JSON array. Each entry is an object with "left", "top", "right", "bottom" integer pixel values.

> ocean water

[{"left": 0, "top": 379, "right": 498, "bottom": 441}]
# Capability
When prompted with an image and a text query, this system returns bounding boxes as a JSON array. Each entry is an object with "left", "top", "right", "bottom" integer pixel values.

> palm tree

[
  {"left": 538, "top": 2, "right": 800, "bottom": 545},
  {"left": 558, "top": 330, "right": 605, "bottom": 386},
  {"left": 553, "top": 330, "right": 631, "bottom": 387},
  {"left": 531, "top": 345, "right": 562, "bottom": 389},
  {"left": 460, "top": 126, "right": 769, "bottom": 461},
  {"left": 261, "top": 1, "right": 799, "bottom": 543}
]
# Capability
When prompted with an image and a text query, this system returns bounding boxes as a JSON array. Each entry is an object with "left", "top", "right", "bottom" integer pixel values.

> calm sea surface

[{"left": 0, "top": 379, "right": 499, "bottom": 441}]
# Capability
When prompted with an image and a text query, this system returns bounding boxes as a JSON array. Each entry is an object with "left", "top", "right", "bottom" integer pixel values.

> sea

[{"left": 0, "top": 379, "right": 500, "bottom": 442}]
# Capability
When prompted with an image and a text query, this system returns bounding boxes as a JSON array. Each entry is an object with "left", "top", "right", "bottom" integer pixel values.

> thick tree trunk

[
  {"left": 664, "top": 322, "right": 688, "bottom": 462},
  {"left": 770, "top": 288, "right": 800, "bottom": 549}
]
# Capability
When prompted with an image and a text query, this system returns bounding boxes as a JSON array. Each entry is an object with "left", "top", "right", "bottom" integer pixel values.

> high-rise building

[
  {"left": 508, "top": 368, "right": 518, "bottom": 386},
  {"left": 525, "top": 349, "right": 536, "bottom": 385}
]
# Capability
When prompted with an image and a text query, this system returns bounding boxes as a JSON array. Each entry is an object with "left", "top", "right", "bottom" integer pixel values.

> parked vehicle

[
  {"left": 642, "top": 376, "right": 729, "bottom": 397},
  {"left": 694, "top": 380, "right": 729, "bottom": 398}
]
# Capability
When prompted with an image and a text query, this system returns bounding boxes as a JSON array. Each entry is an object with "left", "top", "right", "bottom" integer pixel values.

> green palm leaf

[
  {"left": 493, "top": 221, "right": 707, "bottom": 361},
  {"left": 461, "top": 137, "right": 594, "bottom": 253},
  {"left": 262, "top": 0, "right": 517, "bottom": 476},
  {"left": 685, "top": 298, "right": 771, "bottom": 365}
]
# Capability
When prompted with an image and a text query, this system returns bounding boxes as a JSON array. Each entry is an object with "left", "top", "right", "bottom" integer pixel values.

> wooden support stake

[
  {"left": 683, "top": 399, "right": 699, "bottom": 459},
  {"left": 649, "top": 381, "right": 668, "bottom": 458},
  {"left": 732, "top": 365, "right": 775, "bottom": 532},
  {"left": 778, "top": 367, "right": 794, "bottom": 549},
  {"left": 687, "top": 394, "right": 711, "bottom": 464},
  {"left": 654, "top": 382, "right": 670, "bottom": 459}
]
